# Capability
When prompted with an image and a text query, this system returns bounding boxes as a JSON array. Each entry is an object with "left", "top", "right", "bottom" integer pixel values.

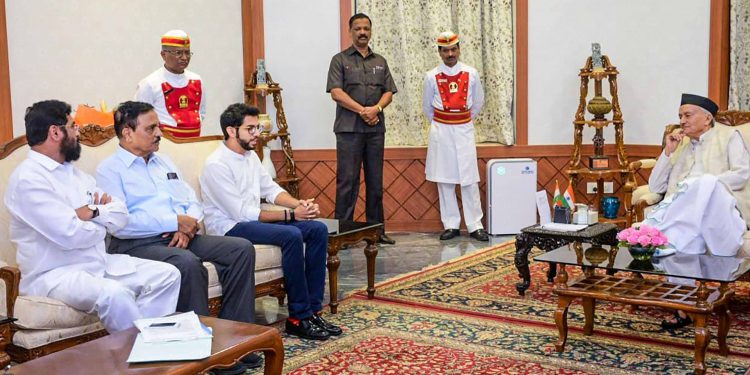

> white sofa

[{"left": 0, "top": 125, "right": 287, "bottom": 362}]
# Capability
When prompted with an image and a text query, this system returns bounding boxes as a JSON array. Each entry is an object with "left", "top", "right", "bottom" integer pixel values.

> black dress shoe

[
  {"left": 310, "top": 313, "right": 343, "bottom": 336},
  {"left": 211, "top": 363, "right": 247, "bottom": 375},
  {"left": 469, "top": 229, "right": 489, "bottom": 241},
  {"left": 439, "top": 229, "right": 460, "bottom": 240},
  {"left": 285, "top": 317, "right": 330, "bottom": 340},
  {"left": 378, "top": 233, "right": 396, "bottom": 245},
  {"left": 661, "top": 312, "right": 692, "bottom": 330},
  {"left": 241, "top": 352, "right": 263, "bottom": 369}
]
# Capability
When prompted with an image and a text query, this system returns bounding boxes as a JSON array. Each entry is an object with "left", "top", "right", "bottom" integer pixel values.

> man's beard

[
  {"left": 61, "top": 130, "right": 82, "bottom": 162},
  {"left": 238, "top": 137, "right": 254, "bottom": 151}
]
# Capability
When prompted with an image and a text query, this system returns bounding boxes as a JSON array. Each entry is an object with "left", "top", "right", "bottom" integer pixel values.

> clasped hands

[
  {"left": 294, "top": 198, "right": 320, "bottom": 220},
  {"left": 164, "top": 214, "right": 200, "bottom": 248},
  {"left": 359, "top": 106, "right": 380, "bottom": 126}
]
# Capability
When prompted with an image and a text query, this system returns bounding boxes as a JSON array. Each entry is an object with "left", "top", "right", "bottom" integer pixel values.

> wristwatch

[{"left": 87, "top": 204, "right": 99, "bottom": 219}]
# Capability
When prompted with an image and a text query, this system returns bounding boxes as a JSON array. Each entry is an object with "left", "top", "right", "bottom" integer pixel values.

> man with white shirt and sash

[
  {"left": 4, "top": 100, "right": 180, "bottom": 332},
  {"left": 423, "top": 31, "right": 489, "bottom": 242}
]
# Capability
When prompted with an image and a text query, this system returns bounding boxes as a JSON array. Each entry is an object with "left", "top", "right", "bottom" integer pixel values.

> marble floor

[{"left": 254, "top": 231, "right": 514, "bottom": 324}]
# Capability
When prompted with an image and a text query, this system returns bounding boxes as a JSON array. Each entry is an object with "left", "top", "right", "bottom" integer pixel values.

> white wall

[
  {"left": 263, "top": 0, "right": 341, "bottom": 150},
  {"left": 5, "top": 1, "right": 712, "bottom": 148},
  {"left": 6, "top": 0, "right": 244, "bottom": 137},
  {"left": 528, "top": 0, "right": 710, "bottom": 145}
]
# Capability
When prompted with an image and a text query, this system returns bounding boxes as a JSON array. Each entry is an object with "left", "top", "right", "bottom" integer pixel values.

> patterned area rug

[
  {"left": 253, "top": 297, "right": 750, "bottom": 374},
  {"left": 369, "top": 240, "right": 750, "bottom": 358}
]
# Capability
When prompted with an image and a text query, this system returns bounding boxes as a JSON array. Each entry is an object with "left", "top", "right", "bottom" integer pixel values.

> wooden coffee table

[
  {"left": 318, "top": 219, "right": 383, "bottom": 314},
  {"left": 8, "top": 316, "right": 284, "bottom": 375},
  {"left": 536, "top": 245, "right": 750, "bottom": 375}
]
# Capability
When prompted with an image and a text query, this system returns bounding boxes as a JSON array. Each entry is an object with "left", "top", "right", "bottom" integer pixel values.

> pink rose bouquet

[{"left": 617, "top": 224, "right": 668, "bottom": 249}]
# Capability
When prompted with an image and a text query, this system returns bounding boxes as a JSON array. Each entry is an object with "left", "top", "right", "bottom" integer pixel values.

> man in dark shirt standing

[{"left": 326, "top": 13, "right": 398, "bottom": 244}]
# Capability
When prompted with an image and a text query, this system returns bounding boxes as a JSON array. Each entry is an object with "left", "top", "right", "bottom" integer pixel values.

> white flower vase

[{"left": 262, "top": 146, "right": 276, "bottom": 178}]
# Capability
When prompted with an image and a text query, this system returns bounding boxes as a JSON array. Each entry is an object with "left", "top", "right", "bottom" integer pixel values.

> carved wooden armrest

[
  {"left": 623, "top": 158, "right": 658, "bottom": 226},
  {"left": 0, "top": 266, "right": 20, "bottom": 318}
]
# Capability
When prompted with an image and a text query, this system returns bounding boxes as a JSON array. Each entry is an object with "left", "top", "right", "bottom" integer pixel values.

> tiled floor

[{"left": 254, "top": 231, "right": 514, "bottom": 324}]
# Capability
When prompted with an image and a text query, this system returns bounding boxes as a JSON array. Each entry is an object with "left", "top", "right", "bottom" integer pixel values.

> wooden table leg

[
  {"left": 582, "top": 297, "right": 595, "bottom": 335},
  {"left": 514, "top": 232, "right": 533, "bottom": 295},
  {"left": 364, "top": 239, "right": 378, "bottom": 299},
  {"left": 693, "top": 313, "right": 710, "bottom": 375},
  {"left": 0, "top": 320, "right": 11, "bottom": 370},
  {"left": 554, "top": 295, "right": 573, "bottom": 352},
  {"left": 262, "top": 330, "right": 286, "bottom": 375},
  {"left": 326, "top": 242, "right": 342, "bottom": 314}
]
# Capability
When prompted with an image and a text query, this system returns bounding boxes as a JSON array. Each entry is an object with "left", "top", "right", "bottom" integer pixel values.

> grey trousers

[{"left": 109, "top": 234, "right": 256, "bottom": 323}]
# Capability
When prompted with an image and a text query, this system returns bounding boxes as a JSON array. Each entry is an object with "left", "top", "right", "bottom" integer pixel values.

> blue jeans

[{"left": 226, "top": 220, "right": 328, "bottom": 319}]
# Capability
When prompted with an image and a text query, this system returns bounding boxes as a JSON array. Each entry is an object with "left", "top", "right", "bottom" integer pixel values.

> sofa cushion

[
  {"left": 12, "top": 322, "right": 104, "bottom": 349},
  {"left": 14, "top": 296, "right": 99, "bottom": 330}
]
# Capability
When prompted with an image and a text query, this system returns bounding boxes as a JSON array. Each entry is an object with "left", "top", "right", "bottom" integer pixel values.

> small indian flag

[
  {"left": 552, "top": 180, "right": 565, "bottom": 207},
  {"left": 563, "top": 182, "right": 575, "bottom": 208}
]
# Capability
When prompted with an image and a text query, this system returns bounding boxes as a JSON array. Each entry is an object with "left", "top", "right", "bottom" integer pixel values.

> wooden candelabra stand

[
  {"left": 244, "top": 71, "right": 300, "bottom": 197},
  {"left": 567, "top": 55, "right": 630, "bottom": 225}
]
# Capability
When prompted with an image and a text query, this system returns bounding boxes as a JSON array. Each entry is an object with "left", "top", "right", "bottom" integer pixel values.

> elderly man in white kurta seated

[
  {"left": 4, "top": 100, "right": 181, "bottom": 333},
  {"left": 644, "top": 94, "right": 750, "bottom": 329}
]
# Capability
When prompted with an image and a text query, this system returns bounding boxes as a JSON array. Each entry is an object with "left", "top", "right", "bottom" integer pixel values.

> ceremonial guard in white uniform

[
  {"left": 423, "top": 31, "right": 488, "bottom": 241},
  {"left": 135, "top": 30, "right": 205, "bottom": 138}
]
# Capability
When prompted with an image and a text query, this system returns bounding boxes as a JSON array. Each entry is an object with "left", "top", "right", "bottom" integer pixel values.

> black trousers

[
  {"left": 335, "top": 132, "right": 385, "bottom": 226},
  {"left": 108, "top": 234, "right": 256, "bottom": 323}
]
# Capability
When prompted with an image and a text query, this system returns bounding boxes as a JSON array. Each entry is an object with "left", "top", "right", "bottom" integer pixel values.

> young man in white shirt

[
  {"left": 200, "top": 103, "right": 341, "bottom": 341},
  {"left": 5, "top": 100, "right": 180, "bottom": 332}
]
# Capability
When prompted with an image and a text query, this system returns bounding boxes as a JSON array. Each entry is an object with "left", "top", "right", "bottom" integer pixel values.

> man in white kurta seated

[
  {"left": 423, "top": 31, "right": 488, "bottom": 242},
  {"left": 4, "top": 100, "right": 181, "bottom": 332},
  {"left": 135, "top": 29, "right": 206, "bottom": 138},
  {"left": 645, "top": 93, "right": 750, "bottom": 329}
]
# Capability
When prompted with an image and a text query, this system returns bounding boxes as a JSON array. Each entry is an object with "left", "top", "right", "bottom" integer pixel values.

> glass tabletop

[
  {"left": 315, "top": 218, "right": 382, "bottom": 237},
  {"left": 534, "top": 244, "right": 750, "bottom": 283}
]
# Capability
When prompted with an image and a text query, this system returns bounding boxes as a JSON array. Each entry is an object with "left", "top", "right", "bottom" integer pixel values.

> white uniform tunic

[
  {"left": 135, "top": 66, "right": 206, "bottom": 127},
  {"left": 4, "top": 151, "right": 180, "bottom": 332},
  {"left": 423, "top": 62, "right": 484, "bottom": 185}
]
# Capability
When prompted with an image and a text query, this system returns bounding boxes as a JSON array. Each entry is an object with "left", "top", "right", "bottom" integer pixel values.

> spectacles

[
  {"left": 234, "top": 125, "right": 260, "bottom": 134},
  {"left": 57, "top": 123, "right": 79, "bottom": 131},
  {"left": 163, "top": 50, "right": 194, "bottom": 58}
]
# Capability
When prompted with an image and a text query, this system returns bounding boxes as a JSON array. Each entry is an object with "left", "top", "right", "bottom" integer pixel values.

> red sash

[
  {"left": 161, "top": 80, "right": 202, "bottom": 138},
  {"left": 433, "top": 71, "right": 470, "bottom": 125}
]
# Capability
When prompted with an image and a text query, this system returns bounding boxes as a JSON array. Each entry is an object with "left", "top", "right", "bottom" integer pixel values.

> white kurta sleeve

[
  {"left": 648, "top": 150, "right": 673, "bottom": 194},
  {"left": 718, "top": 131, "right": 750, "bottom": 190},
  {"left": 258, "top": 166, "right": 285, "bottom": 204},
  {"left": 422, "top": 73, "right": 435, "bottom": 122},
  {"left": 470, "top": 71, "right": 484, "bottom": 118},
  {"left": 7, "top": 174, "right": 105, "bottom": 250},
  {"left": 200, "top": 161, "right": 262, "bottom": 222}
]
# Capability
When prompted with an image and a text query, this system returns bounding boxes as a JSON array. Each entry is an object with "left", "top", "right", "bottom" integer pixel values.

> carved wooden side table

[{"left": 514, "top": 223, "right": 618, "bottom": 296}]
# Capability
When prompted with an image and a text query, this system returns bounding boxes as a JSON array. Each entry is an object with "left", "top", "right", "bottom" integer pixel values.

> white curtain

[
  {"left": 356, "top": 0, "right": 515, "bottom": 146},
  {"left": 729, "top": 0, "right": 750, "bottom": 110}
]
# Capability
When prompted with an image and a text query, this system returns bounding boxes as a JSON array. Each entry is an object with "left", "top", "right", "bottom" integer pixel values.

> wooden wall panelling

[
  {"left": 273, "top": 144, "right": 662, "bottom": 232},
  {"left": 0, "top": 1, "right": 12, "bottom": 143}
]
